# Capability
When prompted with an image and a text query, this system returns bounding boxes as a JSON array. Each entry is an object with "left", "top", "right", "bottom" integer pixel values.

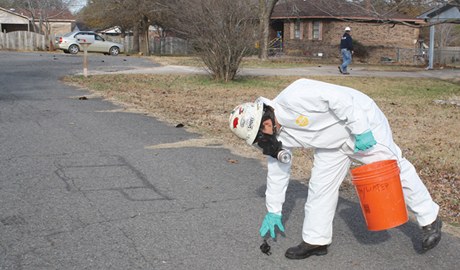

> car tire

[
  {"left": 109, "top": 46, "right": 120, "bottom": 56},
  {"left": 68, "top": 44, "right": 79, "bottom": 54}
]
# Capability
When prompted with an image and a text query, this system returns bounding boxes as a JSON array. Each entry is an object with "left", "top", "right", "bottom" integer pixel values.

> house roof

[
  {"left": 74, "top": 21, "right": 93, "bottom": 32},
  {"left": 271, "top": 0, "right": 424, "bottom": 24},
  {"left": 0, "top": 6, "right": 30, "bottom": 21},
  {"left": 14, "top": 7, "right": 75, "bottom": 22},
  {"left": 417, "top": 4, "right": 460, "bottom": 23}
]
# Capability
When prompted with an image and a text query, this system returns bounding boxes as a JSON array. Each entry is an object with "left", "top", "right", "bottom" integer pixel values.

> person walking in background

[{"left": 339, "top": 27, "right": 353, "bottom": 75}]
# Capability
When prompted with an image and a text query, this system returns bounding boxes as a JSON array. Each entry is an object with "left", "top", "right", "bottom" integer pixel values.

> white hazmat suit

[{"left": 259, "top": 78, "right": 439, "bottom": 245}]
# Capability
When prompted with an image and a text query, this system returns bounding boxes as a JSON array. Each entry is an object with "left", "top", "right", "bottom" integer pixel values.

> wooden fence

[
  {"left": 0, "top": 31, "right": 191, "bottom": 55},
  {"left": 103, "top": 35, "right": 191, "bottom": 55},
  {"left": 0, "top": 31, "right": 49, "bottom": 51}
]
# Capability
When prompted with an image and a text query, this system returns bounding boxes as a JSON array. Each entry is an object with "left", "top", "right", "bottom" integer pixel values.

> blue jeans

[{"left": 340, "top": 49, "right": 352, "bottom": 73}]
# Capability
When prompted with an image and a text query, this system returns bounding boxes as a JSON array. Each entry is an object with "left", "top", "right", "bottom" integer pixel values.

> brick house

[{"left": 270, "top": 0, "right": 425, "bottom": 64}]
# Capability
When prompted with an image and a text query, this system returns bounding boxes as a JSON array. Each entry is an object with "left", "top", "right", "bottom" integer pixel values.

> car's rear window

[{"left": 63, "top": 32, "right": 75, "bottom": 37}]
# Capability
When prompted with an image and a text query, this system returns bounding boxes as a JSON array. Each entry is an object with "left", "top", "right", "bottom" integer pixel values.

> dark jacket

[{"left": 340, "top": 32, "right": 353, "bottom": 51}]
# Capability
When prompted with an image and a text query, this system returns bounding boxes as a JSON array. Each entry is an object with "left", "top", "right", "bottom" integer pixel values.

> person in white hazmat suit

[{"left": 229, "top": 78, "right": 442, "bottom": 259}]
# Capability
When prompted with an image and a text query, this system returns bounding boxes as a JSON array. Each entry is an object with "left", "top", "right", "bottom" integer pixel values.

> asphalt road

[{"left": 0, "top": 51, "right": 459, "bottom": 270}]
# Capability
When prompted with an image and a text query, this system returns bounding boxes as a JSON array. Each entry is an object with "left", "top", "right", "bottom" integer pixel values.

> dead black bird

[{"left": 260, "top": 239, "right": 271, "bottom": 255}]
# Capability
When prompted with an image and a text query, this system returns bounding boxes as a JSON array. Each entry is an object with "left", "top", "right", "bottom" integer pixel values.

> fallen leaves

[{"left": 226, "top": 158, "right": 239, "bottom": 164}]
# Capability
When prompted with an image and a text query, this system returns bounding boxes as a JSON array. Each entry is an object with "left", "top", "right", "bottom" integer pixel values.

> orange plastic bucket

[{"left": 350, "top": 160, "right": 408, "bottom": 231}]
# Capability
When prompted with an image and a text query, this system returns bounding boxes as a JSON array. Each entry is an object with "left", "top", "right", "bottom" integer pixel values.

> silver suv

[{"left": 55, "top": 31, "right": 124, "bottom": 56}]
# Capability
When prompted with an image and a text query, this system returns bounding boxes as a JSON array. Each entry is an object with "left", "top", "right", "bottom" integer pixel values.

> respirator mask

[{"left": 255, "top": 106, "right": 291, "bottom": 164}]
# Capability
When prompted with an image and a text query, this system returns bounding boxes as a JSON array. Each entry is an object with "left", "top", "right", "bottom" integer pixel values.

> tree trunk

[
  {"left": 133, "top": 27, "right": 140, "bottom": 53},
  {"left": 258, "top": 0, "right": 278, "bottom": 60},
  {"left": 139, "top": 15, "right": 150, "bottom": 56}
]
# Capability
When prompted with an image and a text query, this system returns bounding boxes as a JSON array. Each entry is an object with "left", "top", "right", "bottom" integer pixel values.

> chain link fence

[
  {"left": 395, "top": 47, "right": 460, "bottom": 67},
  {"left": 432, "top": 47, "right": 460, "bottom": 67}
]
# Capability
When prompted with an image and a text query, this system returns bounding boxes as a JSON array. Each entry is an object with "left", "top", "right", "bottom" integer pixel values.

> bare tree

[
  {"left": 277, "top": 0, "right": 451, "bottom": 25},
  {"left": 166, "top": 0, "right": 258, "bottom": 82},
  {"left": 0, "top": 0, "right": 16, "bottom": 7},
  {"left": 79, "top": 0, "right": 167, "bottom": 55},
  {"left": 435, "top": 23, "right": 459, "bottom": 47},
  {"left": 258, "top": 0, "right": 279, "bottom": 60},
  {"left": 8, "top": 0, "right": 75, "bottom": 51}
]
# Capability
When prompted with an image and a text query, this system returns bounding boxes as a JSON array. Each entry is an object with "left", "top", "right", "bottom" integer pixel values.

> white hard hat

[
  {"left": 345, "top": 26, "right": 351, "bottom": 31},
  {"left": 229, "top": 100, "right": 264, "bottom": 145}
]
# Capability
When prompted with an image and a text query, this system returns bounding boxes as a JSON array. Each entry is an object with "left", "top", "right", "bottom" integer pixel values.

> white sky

[{"left": 69, "top": 0, "right": 87, "bottom": 13}]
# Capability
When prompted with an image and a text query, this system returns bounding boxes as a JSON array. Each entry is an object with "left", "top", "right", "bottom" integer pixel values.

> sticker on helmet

[
  {"left": 233, "top": 117, "right": 239, "bottom": 128},
  {"left": 248, "top": 117, "right": 255, "bottom": 130},
  {"left": 295, "top": 115, "right": 309, "bottom": 127},
  {"left": 239, "top": 117, "right": 246, "bottom": 128}
]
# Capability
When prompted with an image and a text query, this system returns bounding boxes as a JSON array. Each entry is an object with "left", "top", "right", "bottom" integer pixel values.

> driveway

[
  {"left": 1, "top": 51, "right": 459, "bottom": 269},
  {"left": 88, "top": 61, "right": 460, "bottom": 80}
]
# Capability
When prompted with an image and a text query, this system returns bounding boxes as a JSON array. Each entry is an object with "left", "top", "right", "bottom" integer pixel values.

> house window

[
  {"left": 312, "top": 21, "right": 321, "bottom": 39},
  {"left": 290, "top": 21, "right": 304, "bottom": 40},
  {"left": 294, "top": 20, "right": 301, "bottom": 39}
]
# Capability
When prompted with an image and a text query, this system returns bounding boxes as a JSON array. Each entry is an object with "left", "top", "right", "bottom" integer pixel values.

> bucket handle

[
  {"left": 376, "top": 142, "right": 402, "bottom": 169},
  {"left": 351, "top": 142, "right": 402, "bottom": 169}
]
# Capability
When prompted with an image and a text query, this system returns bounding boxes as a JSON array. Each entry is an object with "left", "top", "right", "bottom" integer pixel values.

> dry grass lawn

[{"left": 64, "top": 70, "right": 460, "bottom": 226}]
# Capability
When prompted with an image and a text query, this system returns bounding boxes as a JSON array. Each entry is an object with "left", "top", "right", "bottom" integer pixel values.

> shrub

[{"left": 352, "top": 39, "right": 369, "bottom": 59}]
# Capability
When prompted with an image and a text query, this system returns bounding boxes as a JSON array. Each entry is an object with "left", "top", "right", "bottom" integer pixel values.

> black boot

[
  {"left": 285, "top": 241, "right": 328, "bottom": 260},
  {"left": 421, "top": 217, "right": 442, "bottom": 252}
]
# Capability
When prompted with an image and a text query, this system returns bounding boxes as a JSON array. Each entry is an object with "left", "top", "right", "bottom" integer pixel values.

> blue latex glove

[
  {"left": 259, "top": 212, "right": 285, "bottom": 239},
  {"left": 354, "top": 130, "right": 377, "bottom": 153}
]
